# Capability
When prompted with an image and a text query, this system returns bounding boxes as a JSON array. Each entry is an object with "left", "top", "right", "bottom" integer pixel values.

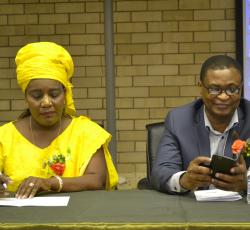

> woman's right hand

[{"left": 0, "top": 173, "right": 11, "bottom": 195}]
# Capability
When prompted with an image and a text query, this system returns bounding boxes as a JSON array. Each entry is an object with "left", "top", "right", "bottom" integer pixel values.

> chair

[{"left": 137, "top": 121, "right": 165, "bottom": 189}]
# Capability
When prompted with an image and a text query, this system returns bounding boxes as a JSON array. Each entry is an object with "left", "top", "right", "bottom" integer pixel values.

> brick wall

[{"left": 0, "top": 0, "right": 236, "bottom": 188}]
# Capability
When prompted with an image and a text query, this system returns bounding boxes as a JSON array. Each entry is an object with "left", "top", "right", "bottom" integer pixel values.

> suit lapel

[
  {"left": 194, "top": 106, "right": 210, "bottom": 158},
  {"left": 224, "top": 128, "right": 237, "bottom": 157},
  {"left": 224, "top": 108, "right": 244, "bottom": 157}
]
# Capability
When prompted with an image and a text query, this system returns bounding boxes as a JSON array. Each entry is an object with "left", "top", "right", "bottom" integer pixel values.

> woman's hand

[
  {"left": 16, "top": 176, "right": 51, "bottom": 199},
  {"left": 0, "top": 173, "right": 11, "bottom": 196}
]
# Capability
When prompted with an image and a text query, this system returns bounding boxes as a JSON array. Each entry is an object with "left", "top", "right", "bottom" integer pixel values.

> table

[{"left": 1, "top": 189, "right": 250, "bottom": 229}]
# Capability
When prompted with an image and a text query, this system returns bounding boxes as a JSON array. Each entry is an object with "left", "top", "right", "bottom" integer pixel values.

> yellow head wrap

[{"left": 15, "top": 41, "right": 75, "bottom": 115}]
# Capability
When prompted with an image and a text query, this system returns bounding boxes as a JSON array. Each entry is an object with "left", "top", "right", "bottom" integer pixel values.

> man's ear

[{"left": 198, "top": 81, "right": 202, "bottom": 87}]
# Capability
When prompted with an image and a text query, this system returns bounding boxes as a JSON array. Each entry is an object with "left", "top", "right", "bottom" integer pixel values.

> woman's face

[{"left": 25, "top": 79, "right": 65, "bottom": 127}]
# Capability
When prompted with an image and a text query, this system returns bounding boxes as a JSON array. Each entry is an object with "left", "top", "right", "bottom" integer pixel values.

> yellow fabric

[
  {"left": 0, "top": 116, "right": 118, "bottom": 192},
  {"left": 15, "top": 42, "right": 75, "bottom": 115}
]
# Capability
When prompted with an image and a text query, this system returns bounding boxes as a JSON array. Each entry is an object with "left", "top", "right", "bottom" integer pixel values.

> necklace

[{"left": 29, "top": 116, "right": 62, "bottom": 145}]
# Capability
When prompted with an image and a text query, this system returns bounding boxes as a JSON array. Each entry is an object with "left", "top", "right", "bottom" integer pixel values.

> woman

[{"left": 0, "top": 42, "right": 118, "bottom": 199}]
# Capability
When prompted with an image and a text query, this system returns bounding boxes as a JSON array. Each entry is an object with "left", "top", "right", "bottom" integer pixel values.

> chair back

[{"left": 146, "top": 122, "right": 165, "bottom": 182}]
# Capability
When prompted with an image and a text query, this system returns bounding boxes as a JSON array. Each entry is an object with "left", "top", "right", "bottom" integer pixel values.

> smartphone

[{"left": 210, "top": 154, "right": 237, "bottom": 177}]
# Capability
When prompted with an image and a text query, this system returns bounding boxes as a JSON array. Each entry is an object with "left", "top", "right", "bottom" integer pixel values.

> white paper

[
  {"left": 194, "top": 189, "right": 242, "bottom": 201},
  {"left": 0, "top": 196, "right": 70, "bottom": 207}
]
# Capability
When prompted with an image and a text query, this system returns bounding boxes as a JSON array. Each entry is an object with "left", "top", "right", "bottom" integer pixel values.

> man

[{"left": 151, "top": 55, "right": 250, "bottom": 194}]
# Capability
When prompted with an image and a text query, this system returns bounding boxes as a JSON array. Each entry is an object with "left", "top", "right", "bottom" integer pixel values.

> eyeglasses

[{"left": 202, "top": 83, "right": 241, "bottom": 96}]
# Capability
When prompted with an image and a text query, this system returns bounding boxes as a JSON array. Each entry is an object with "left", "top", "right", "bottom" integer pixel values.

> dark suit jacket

[{"left": 151, "top": 98, "right": 250, "bottom": 193}]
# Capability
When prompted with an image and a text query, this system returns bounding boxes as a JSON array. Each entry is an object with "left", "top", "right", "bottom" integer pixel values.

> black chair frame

[{"left": 137, "top": 121, "right": 165, "bottom": 189}]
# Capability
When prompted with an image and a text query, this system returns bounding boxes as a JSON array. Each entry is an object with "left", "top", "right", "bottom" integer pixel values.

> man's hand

[
  {"left": 211, "top": 154, "right": 247, "bottom": 192},
  {"left": 180, "top": 156, "right": 212, "bottom": 190}
]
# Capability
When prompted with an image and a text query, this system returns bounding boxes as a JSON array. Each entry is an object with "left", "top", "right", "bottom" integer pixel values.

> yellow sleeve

[{"left": 76, "top": 117, "right": 118, "bottom": 190}]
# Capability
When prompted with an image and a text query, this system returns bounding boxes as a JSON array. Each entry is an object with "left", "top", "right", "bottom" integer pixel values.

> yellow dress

[{"left": 0, "top": 116, "right": 118, "bottom": 192}]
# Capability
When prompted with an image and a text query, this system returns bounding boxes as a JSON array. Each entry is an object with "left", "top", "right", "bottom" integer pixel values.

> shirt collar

[{"left": 204, "top": 106, "right": 238, "bottom": 135}]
